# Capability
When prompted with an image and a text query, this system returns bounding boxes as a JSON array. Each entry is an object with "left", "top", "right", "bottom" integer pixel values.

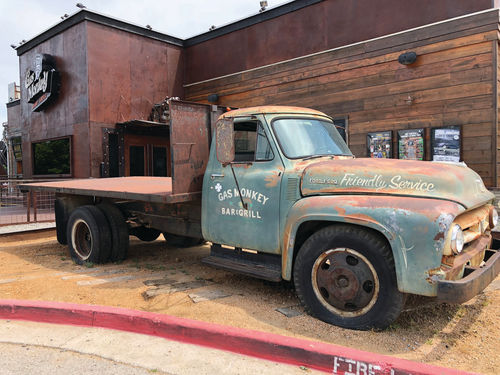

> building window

[
  {"left": 32, "top": 138, "right": 71, "bottom": 176},
  {"left": 333, "top": 118, "right": 348, "bottom": 142},
  {"left": 11, "top": 137, "right": 22, "bottom": 161},
  {"left": 0, "top": 141, "right": 7, "bottom": 175}
]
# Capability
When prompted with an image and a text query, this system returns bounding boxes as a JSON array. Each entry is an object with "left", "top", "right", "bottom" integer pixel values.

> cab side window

[{"left": 234, "top": 122, "right": 274, "bottom": 162}]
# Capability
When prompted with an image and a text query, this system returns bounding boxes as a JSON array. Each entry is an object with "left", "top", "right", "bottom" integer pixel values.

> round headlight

[
  {"left": 490, "top": 208, "right": 498, "bottom": 228},
  {"left": 450, "top": 224, "right": 464, "bottom": 254}
]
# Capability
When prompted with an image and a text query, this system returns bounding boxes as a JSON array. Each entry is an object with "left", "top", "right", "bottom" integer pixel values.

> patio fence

[{"left": 0, "top": 179, "right": 56, "bottom": 226}]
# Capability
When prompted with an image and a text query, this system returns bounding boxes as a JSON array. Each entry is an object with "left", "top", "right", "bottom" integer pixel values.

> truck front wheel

[
  {"left": 66, "top": 206, "right": 112, "bottom": 265},
  {"left": 293, "top": 225, "right": 404, "bottom": 330}
]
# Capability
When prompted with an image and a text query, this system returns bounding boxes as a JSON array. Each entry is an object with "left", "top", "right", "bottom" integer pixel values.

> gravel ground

[{"left": 0, "top": 229, "right": 498, "bottom": 374}]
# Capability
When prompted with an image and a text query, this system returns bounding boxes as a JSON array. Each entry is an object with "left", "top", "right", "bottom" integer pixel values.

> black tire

[
  {"left": 97, "top": 203, "right": 129, "bottom": 262},
  {"left": 131, "top": 227, "right": 161, "bottom": 242},
  {"left": 66, "top": 205, "right": 112, "bottom": 265},
  {"left": 162, "top": 233, "right": 205, "bottom": 248},
  {"left": 55, "top": 198, "right": 68, "bottom": 245},
  {"left": 293, "top": 225, "right": 405, "bottom": 330}
]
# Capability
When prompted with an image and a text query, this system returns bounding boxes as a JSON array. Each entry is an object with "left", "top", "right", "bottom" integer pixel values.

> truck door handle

[{"left": 211, "top": 173, "right": 225, "bottom": 179}]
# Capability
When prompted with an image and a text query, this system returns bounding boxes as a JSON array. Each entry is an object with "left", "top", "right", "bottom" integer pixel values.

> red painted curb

[{"left": 0, "top": 299, "right": 474, "bottom": 375}]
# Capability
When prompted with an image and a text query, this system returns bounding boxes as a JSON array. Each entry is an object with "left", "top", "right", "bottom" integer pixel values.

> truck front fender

[{"left": 282, "top": 195, "right": 464, "bottom": 296}]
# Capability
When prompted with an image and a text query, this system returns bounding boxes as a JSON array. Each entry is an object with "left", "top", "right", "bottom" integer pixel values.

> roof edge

[
  {"left": 6, "top": 99, "right": 20, "bottom": 108},
  {"left": 184, "top": 7, "right": 500, "bottom": 87},
  {"left": 184, "top": 0, "right": 324, "bottom": 47},
  {"left": 16, "top": 1, "right": 325, "bottom": 55},
  {"left": 16, "top": 9, "right": 184, "bottom": 56}
]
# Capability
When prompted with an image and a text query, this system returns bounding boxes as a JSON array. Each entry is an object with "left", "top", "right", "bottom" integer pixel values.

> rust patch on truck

[
  {"left": 333, "top": 206, "right": 346, "bottom": 216},
  {"left": 426, "top": 267, "right": 445, "bottom": 283},
  {"left": 222, "top": 106, "right": 330, "bottom": 119},
  {"left": 333, "top": 195, "right": 458, "bottom": 221},
  {"left": 264, "top": 169, "right": 283, "bottom": 188},
  {"left": 344, "top": 213, "right": 379, "bottom": 226},
  {"left": 434, "top": 232, "right": 445, "bottom": 241}
]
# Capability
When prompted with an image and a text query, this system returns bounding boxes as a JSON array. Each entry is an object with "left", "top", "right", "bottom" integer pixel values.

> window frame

[
  {"left": 270, "top": 116, "right": 352, "bottom": 160},
  {"left": 232, "top": 120, "right": 274, "bottom": 164},
  {"left": 32, "top": 136, "right": 72, "bottom": 177},
  {"left": 333, "top": 117, "right": 348, "bottom": 144}
]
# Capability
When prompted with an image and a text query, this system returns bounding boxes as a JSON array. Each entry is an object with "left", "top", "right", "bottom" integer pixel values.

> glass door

[{"left": 124, "top": 135, "right": 170, "bottom": 177}]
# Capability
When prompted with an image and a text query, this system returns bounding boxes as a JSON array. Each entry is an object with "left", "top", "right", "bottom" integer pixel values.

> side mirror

[{"left": 216, "top": 118, "right": 235, "bottom": 165}]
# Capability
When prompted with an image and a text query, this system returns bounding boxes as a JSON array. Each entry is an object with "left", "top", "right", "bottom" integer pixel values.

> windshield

[{"left": 272, "top": 118, "right": 352, "bottom": 159}]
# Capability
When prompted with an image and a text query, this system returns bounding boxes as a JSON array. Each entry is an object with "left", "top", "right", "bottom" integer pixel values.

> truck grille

[
  {"left": 440, "top": 204, "right": 493, "bottom": 280},
  {"left": 453, "top": 205, "right": 491, "bottom": 249}
]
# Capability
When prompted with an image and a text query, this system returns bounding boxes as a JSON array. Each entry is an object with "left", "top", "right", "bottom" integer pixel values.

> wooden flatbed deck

[{"left": 19, "top": 177, "right": 199, "bottom": 204}]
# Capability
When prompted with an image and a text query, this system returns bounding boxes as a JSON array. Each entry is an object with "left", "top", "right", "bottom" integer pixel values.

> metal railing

[{"left": 0, "top": 179, "right": 56, "bottom": 226}]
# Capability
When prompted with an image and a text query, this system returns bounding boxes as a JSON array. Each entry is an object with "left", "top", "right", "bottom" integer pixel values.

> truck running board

[{"left": 202, "top": 244, "right": 282, "bottom": 282}]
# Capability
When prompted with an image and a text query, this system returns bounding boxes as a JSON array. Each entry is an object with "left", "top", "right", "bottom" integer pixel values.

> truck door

[{"left": 203, "top": 119, "right": 283, "bottom": 253}]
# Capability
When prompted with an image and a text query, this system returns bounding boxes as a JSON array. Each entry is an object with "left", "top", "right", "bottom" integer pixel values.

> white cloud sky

[{"left": 0, "top": 0, "right": 290, "bottom": 125}]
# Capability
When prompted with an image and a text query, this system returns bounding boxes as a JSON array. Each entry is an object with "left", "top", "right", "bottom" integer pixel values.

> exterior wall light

[
  {"left": 398, "top": 51, "right": 417, "bottom": 65},
  {"left": 208, "top": 94, "right": 219, "bottom": 103}
]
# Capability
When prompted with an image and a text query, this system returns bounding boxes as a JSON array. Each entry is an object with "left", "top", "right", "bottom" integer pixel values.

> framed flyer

[
  {"left": 431, "top": 126, "right": 461, "bottom": 163},
  {"left": 367, "top": 131, "right": 392, "bottom": 158},
  {"left": 398, "top": 129, "right": 424, "bottom": 160}
]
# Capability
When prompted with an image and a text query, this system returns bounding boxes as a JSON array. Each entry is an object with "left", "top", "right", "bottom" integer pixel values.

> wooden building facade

[
  {"left": 6, "top": 0, "right": 500, "bottom": 187},
  {"left": 185, "top": 9, "right": 500, "bottom": 187}
]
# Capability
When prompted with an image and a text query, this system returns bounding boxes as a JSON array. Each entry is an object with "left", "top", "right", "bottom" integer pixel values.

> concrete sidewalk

[
  {"left": 0, "top": 221, "right": 55, "bottom": 235},
  {"left": 0, "top": 319, "right": 320, "bottom": 375}
]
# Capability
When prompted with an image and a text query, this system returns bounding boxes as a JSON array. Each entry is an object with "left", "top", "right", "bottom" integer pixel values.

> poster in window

[
  {"left": 367, "top": 131, "right": 392, "bottom": 158},
  {"left": 398, "top": 129, "right": 424, "bottom": 160},
  {"left": 431, "top": 126, "right": 461, "bottom": 163}
]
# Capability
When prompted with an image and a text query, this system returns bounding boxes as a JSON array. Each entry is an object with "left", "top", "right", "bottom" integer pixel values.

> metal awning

[{"left": 116, "top": 119, "right": 169, "bottom": 128}]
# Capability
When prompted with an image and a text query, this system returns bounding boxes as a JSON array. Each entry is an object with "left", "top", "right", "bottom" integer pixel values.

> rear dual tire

[
  {"left": 66, "top": 204, "right": 129, "bottom": 264},
  {"left": 67, "top": 206, "right": 112, "bottom": 265},
  {"left": 55, "top": 198, "right": 68, "bottom": 245},
  {"left": 97, "top": 203, "right": 129, "bottom": 262}
]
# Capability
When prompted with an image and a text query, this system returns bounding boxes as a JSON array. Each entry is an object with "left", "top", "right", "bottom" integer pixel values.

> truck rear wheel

[
  {"left": 163, "top": 233, "right": 205, "bottom": 248},
  {"left": 55, "top": 198, "right": 68, "bottom": 245},
  {"left": 66, "top": 206, "right": 112, "bottom": 265},
  {"left": 293, "top": 225, "right": 404, "bottom": 330},
  {"left": 97, "top": 203, "right": 129, "bottom": 262}
]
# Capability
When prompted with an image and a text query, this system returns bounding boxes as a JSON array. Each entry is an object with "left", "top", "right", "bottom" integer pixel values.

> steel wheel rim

[
  {"left": 311, "top": 248, "right": 379, "bottom": 318},
  {"left": 71, "top": 219, "right": 92, "bottom": 260}
]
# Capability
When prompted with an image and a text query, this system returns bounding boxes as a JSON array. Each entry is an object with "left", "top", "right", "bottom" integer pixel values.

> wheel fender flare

[
  {"left": 282, "top": 199, "right": 395, "bottom": 282},
  {"left": 281, "top": 195, "right": 464, "bottom": 296}
]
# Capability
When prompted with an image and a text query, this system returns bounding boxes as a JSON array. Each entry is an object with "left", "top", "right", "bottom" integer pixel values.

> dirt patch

[{"left": 0, "top": 230, "right": 498, "bottom": 374}]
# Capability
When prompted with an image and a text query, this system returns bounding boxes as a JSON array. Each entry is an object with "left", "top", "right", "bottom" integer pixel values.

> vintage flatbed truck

[{"left": 21, "top": 99, "right": 500, "bottom": 330}]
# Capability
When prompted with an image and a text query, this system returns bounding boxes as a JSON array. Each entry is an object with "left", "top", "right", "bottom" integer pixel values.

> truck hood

[{"left": 301, "top": 158, "right": 493, "bottom": 209}]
